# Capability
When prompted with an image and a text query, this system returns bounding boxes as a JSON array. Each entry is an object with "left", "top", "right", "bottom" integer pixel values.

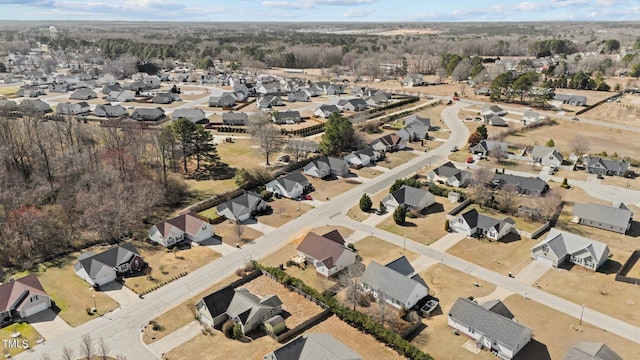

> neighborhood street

[{"left": 18, "top": 101, "right": 640, "bottom": 359}]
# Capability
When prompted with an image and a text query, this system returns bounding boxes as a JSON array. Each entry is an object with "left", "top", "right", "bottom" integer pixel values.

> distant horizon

[{"left": 0, "top": 0, "right": 638, "bottom": 22}]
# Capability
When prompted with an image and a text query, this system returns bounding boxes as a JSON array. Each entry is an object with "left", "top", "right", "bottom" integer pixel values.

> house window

[{"left": 458, "top": 218, "right": 463, "bottom": 224}]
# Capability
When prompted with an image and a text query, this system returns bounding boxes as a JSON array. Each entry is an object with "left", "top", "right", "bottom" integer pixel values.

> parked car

[
  {"left": 466, "top": 156, "right": 474, "bottom": 163},
  {"left": 450, "top": 145, "right": 459, "bottom": 152},
  {"left": 572, "top": 116, "right": 579, "bottom": 121},
  {"left": 302, "top": 194, "right": 312, "bottom": 200},
  {"left": 548, "top": 166, "right": 557, "bottom": 175},
  {"left": 452, "top": 96, "right": 460, "bottom": 101}
]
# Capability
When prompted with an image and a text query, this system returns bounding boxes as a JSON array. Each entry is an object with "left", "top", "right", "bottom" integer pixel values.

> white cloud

[{"left": 343, "top": 7, "right": 373, "bottom": 17}]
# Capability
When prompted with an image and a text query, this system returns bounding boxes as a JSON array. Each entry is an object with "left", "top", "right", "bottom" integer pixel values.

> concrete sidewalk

[
  {"left": 515, "top": 260, "right": 552, "bottom": 285},
  {"left": 146, "top": 320, "right": 202, "bottom": 357}
]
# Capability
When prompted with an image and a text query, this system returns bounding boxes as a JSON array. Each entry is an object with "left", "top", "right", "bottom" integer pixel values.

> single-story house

[
  {"left": 485, "top": 114, "right": 507, "bottom": 127},
  {"left": 402, "top": 74, "right": 424, "bottom": 87},
  {"left": 531, "top": 228, "right": 609, "bottom": 271},
  {"left": 69, "top": 88, "right": 97, "bottom": 100},
  {"left": 0, "top": 99, "right": 18, "bottom": 112},
  {"left": 196, "top": 287, "right": 282, "bottom": 335},
  {"left": 287, "top": 91, "right": 310, "bottom": 102},
  {"left": 148, "top": 212, "right": 214, "bottom": 247},
  {"left": 471, "top": 140, "right": 508, "bottom": 156},
  {"left": 209, "top": 93, "right": 236, "bottom": 108},
  {"left": 48, "top": 83, "right": 71, "bottom": 93},
  {"left": 382, "top": 185, "right": 436, "bottom": 212},
  {"left": 264, "top": 333, "right": 362, "bottom": 360},
  {"left": 172, "top": 108, "right": 207, "bottom": 124},
  {"left": 448, "top": 297, "right": 531, "bottom": 360},
  {"left": 314, "top": 104, "right": 340, "bottom": 119},
  {"left": 426, "top": 162, "right": 470, "bottom": 188},
  {"left": 405, "top": 114, "right": 431, "bottom": 129},
  {"left": 0, "top": 275, "right": 52, "bottom": 327},
  {"left": 216, "top": 192, "right": 269, "bottom": 222},
  {"left": 94, "top": 104, "right": 127, "bottom": 118},
  {"left": 296, "top": 230, "right": 357, "bottom": 277},
  {"left": 572, "top": 202, "right": 633, "bottom": 234},
  {"left": 554, "top": 93, "right": 587, "bottom": 106},
  {"left": 564, "top": 342, "right": 622, "bottom": 360},
  {"left": 222, "top": 112, "right": 248, "bottom": 126},
  {"left": 265, "top": 171, "right": 311, "bottom": 199},
  {"left": 396, "top": 116, "right": 430, "bottom": 142},
  {"left": 451, "top": 208, "right": 516, "bottom": 241},
  {"left": 303, "top": 156, "right": 349, "bottom": 178},
  {"left": 74, "top": 243, "right": 145, "bottom": 287},
  {"left": 531, "top": 146, "right": 563, "bottom": 167},
  {"left": 57, "top": 102, "right": 90, "bottom": 115},
  {"left": 151, "top": 93, "right": 176, "bottom": 104},
  {"left": 101, "top": 83, "right": 123, "bottom": 94},
  {"left": 105, "top": 91, "right": 136, "bottom": 102},
  {"left": 492, "top": 173, "right": 549, "bottom": 197},
  {"left": 586, "top": 157, "right": 630, "bottom": 177},
  {"left": 522, "top": 110, "right": 540, "bottom": 124},
  {"left": 18, "top": 99, "right": 51, "bottom": 113},
  {"left": 337, "top": 98, "right": 367, "bottom": 112},
  {"left": 16, "top": 86, "right": 45, "bottom": 98},
  {"left": 360, "top": 257, "right": 429, "bottom": 309},
  {"left": 256, "top": 82, "right": 280, "bottom": 95},
  {"left": 370, "top": 134, "right": 406, "bottom": 153},
  {"left": 480, "top": 104, "right": 507, "bottom": 117},
  {"left": 273, "top": 110, "right": 302, "bottom": 124},
  {"left": 344, "top": 147, "right": 380, "bottom": 168},
  {"left": 257, "top": 95, "right": 284, "bottom": 109},
  {"left": 131, "top": 107, "right": 165, "bottom": 121}
]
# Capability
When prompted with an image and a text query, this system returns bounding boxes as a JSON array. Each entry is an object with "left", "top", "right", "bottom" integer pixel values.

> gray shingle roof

[
  {"left": 449, "top": 297, "right": 531, "bottom": 350},
  {"left": 572, "top": 203, "right": 633, "bottom": 230},
  {"left": 360, "top": 261, "right": 428, "bottom": 305},
  {"left": 460, "top": 209, "right": 515, "bottom": 233},
  {"left": 75, "top": 243, "right": 141, "bottom": 280},
  {"left": 267, "top": 333, "right": 361, "bottom": 360},
  {"left": 388, "top": 185, "right": 433, "bottom": 208},
  {"left": 385, "top": 256, "right": 415, "bottom": 276},
  {"left": 492, "top": 173, "right": 548, "bottom": 194},
  {"left": 564, "top": 342, "right": 623, "bottom": 360},
  {"left": 532, "top": 228, "right": 609, "bottom": 268}
]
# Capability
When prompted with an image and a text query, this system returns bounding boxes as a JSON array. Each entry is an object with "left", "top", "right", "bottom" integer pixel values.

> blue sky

[{"left": 0, "top": 0, "right": 638, "bottom": 21}]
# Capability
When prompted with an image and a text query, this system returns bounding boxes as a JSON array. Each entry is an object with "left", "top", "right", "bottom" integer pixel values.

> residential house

[
  {"left": 222, "top": 112, "right": 248, "bottom": 126},
  {"left": 216, "top": 192, "right": 269, "bottom": 222},
  {"left": 451, "top": 208, "right": 516, "bottom": 241},
  {"left": 286, "top": 91, "right": 310, "bottom": 102},
  {"left": 426, "top": 162, "right": 470, "bottom": 187},
  {"left": 531, "top": 228, "right": 610, "bottom": 271},
  {"left": 16, "top": 86, "right": 45, "bottom": 98},
  {"left": 126, "top": 81, "right": 145, "bottom": 92},
  {"left": 48, "top": 83, "right": 71, "bottom": 93},
  {"left": 531, "top": 146, "right": 563, "bottom": 167},
  {"left": 73, "top": 243, "right": 145, "bottom": 287},
  {"left": 131, "top": 107, "right": 165, "bottom": 121},
  {"left": 273, "top": 110, "right": 302, "bottom": 124},
  {"left": 257, "top": 95, "right": 284, "bottom": 109},
  {"left": 57, "top": 102, "right": 90, "bottom": 115},
  {"left": 586, "top": 157, "right": 630, "bottom": 177},
  {"left": 209, "top": 93, "right": 236, "bottom": 108},
  {"left": 325, "top": 84, "right": 345, "bottom": 95},
  {"left": 369, "top": 134, "right": 406, "bottom": 153},
  {"left": 152, "top": 93, "right": 176, "bottom": 104},
  {"left": 522, "top": 111, "right": 541, "bottom": 124},
  {"left": 296, "top": 231, "right": 357, "bottom": 277},
  {"left": 94, "top": 104, "right": 127, "bottom": 118},
  {"left": 480, "top": 104, "right": 507, "bottom": 118},
  {"left": 344, "top": 147, "right": 381, "bottom": 168},
  {"left": 564, "top": 342, "right": 623, "bottom": 360},
  {"left": 470, "top": 140, "right": 508, "bottom": 156},
  {"left": 448, "top": 297, "right": 531, "bottom": 360},
  {"left": 382, "top": 185, "right": 436, "bottom": 212},
  {"left": 98, "top": 73, "right": 118, "bottom": 85},
  {"left": 364, "top": 93, "right": 390, "bottom": 107},
  {"left": 256, "top": 82, "right": 280, "bottom": 95},
  {"left": 360, "top": 257, "right": 429, "bottom": 309},
  {"left": 196, "top": 287, "right": 282, "bottom": 335},
  {"left": 101, "top": 83, "right": 123, "bottom": 95},
  {"left": 69, "top": 88, "right": 97, "bottom": 100},
  {"left": 338, "top": 98, "right": 367, "bottom": 112},
  {"left": 0, "top": 99, "right": 18, "bottom": 112},
  {"left": 264, "top": 333, "right": 361, "bottom": 360},
  {"left": 396, "top": 115, "right": 430, "bottom": 141},
  {"left": 303, "top": 156, "right": 349, "bottom": 178},
  {"left": 105, "top": 91, "right": 135, "bottom": 102},
  {"left": 148, "top": 212, "right": 214, "bottom": 247},
  {"left": 18, "top": 99, "right": 51, "bottom": 113},
  {"left": 572, "top": 202, "right": 633, "bottom": 234},
  {"left": 492, "top": 174, "right": 549, "bottom": 197},
  {"left": 171, "top": 108, "right": 207, "bottom": 124},
  {"left": 485, "top": 114, "right": 507, "bottom": 127},
  {"left": 265, "top": 171, "right": 311, "bottom": 199},
  {"left": 314, "top": 104, "right": 340, "bottom": 118},
  {"left": 402, "top": 74, "right": 424, "bottom": 87},
  {"left": 0, "top": 275, "right": 52, "bottom": 326},
  {"left": 303, "top": 84, "right": 322, "bottom": 97},
  {"left": 554, "top": 93, "right": 587, "bottom": 106}
]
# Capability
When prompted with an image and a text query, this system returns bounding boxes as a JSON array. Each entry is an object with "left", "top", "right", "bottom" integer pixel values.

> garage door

[
  {"left": 22, "top": 301, "right": 49, "bottom": 318},
  {"left": 535, "top": 255, "right": 554, "bottom": 267}
]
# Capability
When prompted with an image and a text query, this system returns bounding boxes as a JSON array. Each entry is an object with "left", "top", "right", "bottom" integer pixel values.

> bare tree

[
  {"left": 569, "top": 136, "right": 590, "bottom": 156},
  {"left": 247, "top": 111, "right": 282, "bottom": 165},
  {"left": 489, "top": 144, "right": 507, "bottom": 164},
  {"left": 80, "top": 334, "right": 93, "bottom": 360},
  {"left": 497, "top": 184, "right": 519, "bottom": 214},
  {"left": 534, "top": 190, "right": 562, "bottom": 221},
  {"left": 98, "top": 337, "right": 110, "bottom": 360},
  {"left": 469, "top": 167, "right": 494, "bottom": 207},
  {"left": 234, "top": 221, "right": 244, "bottom": 243},
  {"left": 61, "top": 346, "right": 74, "bottom": 360},
  {"left": 285, "top": 139, "right": 314, "bottom": 162},
  {"left": 339, "top": 262, "right": 365, "bottom": 311}
]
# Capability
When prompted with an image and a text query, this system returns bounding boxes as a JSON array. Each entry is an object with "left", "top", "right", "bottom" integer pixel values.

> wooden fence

[
  {"left": 446, "top": 199, "right": 472, "bottom": 220},
  {"left": 616, "top": 250, "right": 640, "bottom": 284}
]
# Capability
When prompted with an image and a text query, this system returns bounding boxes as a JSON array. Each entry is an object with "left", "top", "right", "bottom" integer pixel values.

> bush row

[
  {"left": 216, "top": 126, "right": 247, "bottom": 133},
  {"left": 135, "top": 271, "right": 189, "bottom": 295},
  {"left": 255, "top": 262, "right": 434, "bottom": 360}
]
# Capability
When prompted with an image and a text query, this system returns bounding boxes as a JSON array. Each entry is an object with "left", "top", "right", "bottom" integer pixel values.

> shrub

[
  {"left": 359, "top": 193, "right": 373, "bottom": 212},
  {"left": 561, "top": 178, "right": 569, "bottom": 188},
  {"left": 393, "top": 206, "right": 406, "bottom": 225},
  {"left": 399, "top": 306, "right": 408, "bottom": 320},
  {"left": 347, "top": 243, "right": 356, "bottom": 251},
  {"left": 222, "top": 320, "right": 235, "bottom": 338},
  {"left": 233, "top": 323, "right": 243, "bottom": 339},
  {"left": 444, "top": 219, "right": 450, "bottom": 231}
]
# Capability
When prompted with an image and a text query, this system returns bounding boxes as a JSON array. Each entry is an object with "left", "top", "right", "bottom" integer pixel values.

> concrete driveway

[
  {"left": 100, "top": 281, "right": 141, "bottom": 306},
  {"left": 27, "top": 309, "right": 73, "bottom": 341},
  {"left": 243, "top": 218, "right": 278, "bottom": 234},
  {"left": 515, "top": 260, "right": 552, "bottom": 285}
]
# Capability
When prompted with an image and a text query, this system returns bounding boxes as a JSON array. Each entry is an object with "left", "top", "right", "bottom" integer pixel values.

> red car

[
  {"left": 466, "top": 156, "right": 474, "bottom": 163},
  {"left": 452, "top": 96, "right": 460, "bottom": 101},
  {"left": 303, "top": 194, "right": 313, "bottom": 200}
]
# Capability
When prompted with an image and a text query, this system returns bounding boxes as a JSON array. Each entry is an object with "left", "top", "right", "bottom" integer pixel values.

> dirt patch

[
  {"left": 503, "top": 295, "right": 640, "bottom": 360},
  {"left": 350, "top": 166, "right": 383, "bottom": 179},
  {"left": 258, "top": 198, "right": 312, "bottom": 228},
  {"left": 355, "top": 236, "right": 419, "bottom": 266},
  {"left": 213, "top": 220, "right": 263, "bottom": 246},
  {"left": 447, "top": 237, "right": 537, "bottom": 275},
  {"left": 165, "top": 330, "right": 278, "bottom": 360},
  {"left": 125, "top": 241, "right": 220, "bottom": 295},
  {"left": 306, "top": 175, "right": 358, "bottom": 200}
]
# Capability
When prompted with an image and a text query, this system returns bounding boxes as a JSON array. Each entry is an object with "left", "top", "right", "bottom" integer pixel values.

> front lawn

[
  {"left": 0, "top": 323, "right": 42, "bottom": 357},
  {"left": 446, "top": 237, "right": 537, "bottom": 275},
  {"left": 257, "top": 198, "right": 312, "bottom": 228},
  {"left": 379, "top": 151, "right": 418, "bottom": 169},
  {"left": 213, "top": 219, "right": 263, "bottom": 246},
  {"left": 354, "top": 236, "right": 419, "bottom": 266}
]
